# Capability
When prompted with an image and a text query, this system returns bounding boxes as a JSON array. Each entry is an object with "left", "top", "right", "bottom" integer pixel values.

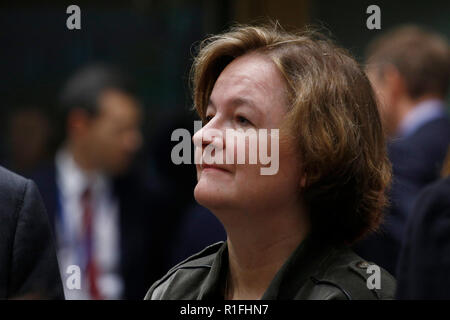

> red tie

[{"left": 81, "top": 186, "right": 102, "bottom": 300}]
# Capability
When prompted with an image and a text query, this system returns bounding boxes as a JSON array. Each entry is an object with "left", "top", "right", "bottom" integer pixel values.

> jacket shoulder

[
  {"left": 312, "top": 247, "right": 396, "bottom": 300},
  {"left": 0, "top": 166, "right": 31, "bottom": 217},
  {"left": 0, "top": 166, "right": 28, "bottom": 193},
  {"left": 144, "top": 241, "right": 224, "bottom": 300}
]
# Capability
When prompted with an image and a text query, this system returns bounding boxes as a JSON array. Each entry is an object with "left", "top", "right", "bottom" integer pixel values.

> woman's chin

[{"left": 194, "top": 182, "right": 232, "bottom": 210}]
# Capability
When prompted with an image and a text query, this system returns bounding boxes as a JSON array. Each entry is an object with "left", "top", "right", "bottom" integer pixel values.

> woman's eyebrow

[
  {"left": 208, "top": 96, "right": 263, "bottom": 118},
  {"left": 230, "top": 97, "right": 263, "bottom": 117}
]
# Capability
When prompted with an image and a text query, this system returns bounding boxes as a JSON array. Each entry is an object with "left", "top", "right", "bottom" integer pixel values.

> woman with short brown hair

[{"left": 146, "top": 24, "right": 395, "bottom": 300}]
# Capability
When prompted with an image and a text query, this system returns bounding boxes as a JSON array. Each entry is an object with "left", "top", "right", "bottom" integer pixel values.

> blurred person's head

[
  {"left": 365, "top": 25, "right": 450, "bottom": 137},
  {"left": 191, "top": 24, "right": 391, "bottom": 244},
  {"left": 7, "top": 107, "right": 51, "bottom": 174},
  {"left": 60, "top": 64, "right": 142, "bottom": 175}
]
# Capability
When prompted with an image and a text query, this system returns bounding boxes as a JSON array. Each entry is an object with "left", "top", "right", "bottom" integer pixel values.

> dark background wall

[
  {"left": 311, "top": 0, "right": 450, "bottom": 60},
  {"left": 0, "top": 0, "right": 448, "bottom": 174}
]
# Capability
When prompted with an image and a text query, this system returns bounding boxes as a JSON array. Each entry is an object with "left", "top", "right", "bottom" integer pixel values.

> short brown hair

[
  {"left": 191, "top": 24, "right": 391, "bottom": 244},
  {"left": 366, "top": 25, "right": 450, "bottom": 99}
]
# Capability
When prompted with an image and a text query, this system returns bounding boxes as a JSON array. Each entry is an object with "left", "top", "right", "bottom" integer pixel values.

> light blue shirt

[{"left": 397, "top": 99, "right": 447, "bottom": 138}]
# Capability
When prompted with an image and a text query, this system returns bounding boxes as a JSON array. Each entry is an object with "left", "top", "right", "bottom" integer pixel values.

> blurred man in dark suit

[
  {"left": 354, "top": 26, "right": 450, "bottom": 276},
  {"left": 396, "top": 151, "right": 450, "bottom": 299},
  {"left": 32, "top": 64, "right": 168, "bottom": 299},
  {"left": 0, "top": 166, "right": 64, "bottom": 299}
]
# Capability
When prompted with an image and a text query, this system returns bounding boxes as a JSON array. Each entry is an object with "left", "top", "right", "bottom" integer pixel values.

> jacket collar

[
  {"left": 198, "top": 241, "right": 228, "bottom": 300},
  {"left": 197, "top": 234, "right": 338, "bottom": 300},
  {"left": 261, "top": 234, "right": 337, "bottom": 299}
]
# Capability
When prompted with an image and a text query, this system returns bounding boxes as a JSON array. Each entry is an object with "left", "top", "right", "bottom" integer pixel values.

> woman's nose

[
  {"left": 192, "top": 125, "right": 206, "bottom": 147},
  {"left": 192, "top": 121, "right": 225, "bottom": 151}
]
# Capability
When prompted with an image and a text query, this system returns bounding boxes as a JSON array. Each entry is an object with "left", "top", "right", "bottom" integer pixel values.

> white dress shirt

[{"left": 55, "top": 148, "right": 123, "bottom": 299}]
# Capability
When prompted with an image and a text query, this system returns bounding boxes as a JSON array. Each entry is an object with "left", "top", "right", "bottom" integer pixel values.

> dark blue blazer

[
  {"left": 354, "top": 114, "right": 450, "bottom": 276},
  {"left": 31, "top": 161, "right": 173, "bottom": 299},
  {"left": 0, "top": 166, "right": 63, "bottom": 299},
  {"left": 396, "top": 177, "right": 450, "bottom": 299}
]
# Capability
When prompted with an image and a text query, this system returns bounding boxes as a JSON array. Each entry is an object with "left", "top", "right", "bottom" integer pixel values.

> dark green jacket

[{"left": 145, "top": 235, "right": 396, "bottom": 300}]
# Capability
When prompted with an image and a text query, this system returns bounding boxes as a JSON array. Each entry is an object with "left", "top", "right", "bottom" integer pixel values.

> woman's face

[{"left": 193, "top": 52, "right": 302, "bottom": 215}]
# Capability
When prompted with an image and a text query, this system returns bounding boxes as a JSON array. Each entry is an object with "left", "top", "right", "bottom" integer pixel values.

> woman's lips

[{"left": 201, "top": 164, "right": 231, "bottom": 173}]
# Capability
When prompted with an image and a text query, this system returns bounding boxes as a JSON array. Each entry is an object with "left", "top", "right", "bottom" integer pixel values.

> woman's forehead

[{"left": 209, "top": 53, "right": 286, "bottom": 109}]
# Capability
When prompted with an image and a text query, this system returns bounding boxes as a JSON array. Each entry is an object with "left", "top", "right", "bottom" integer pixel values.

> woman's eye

[
  {"left": 236, "top": 116, "right": 251, "bottom": 126},
  {"left": 205, "top": 115, "right": 214, "bottom": 123}
]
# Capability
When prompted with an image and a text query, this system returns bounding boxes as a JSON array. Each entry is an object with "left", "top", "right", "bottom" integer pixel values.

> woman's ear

[
  {"left": 383, "top": 65, "right": 406, "bottom": 103},
  {"left": 67, "top": 108, "right": 92, "bottom": 138}
]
